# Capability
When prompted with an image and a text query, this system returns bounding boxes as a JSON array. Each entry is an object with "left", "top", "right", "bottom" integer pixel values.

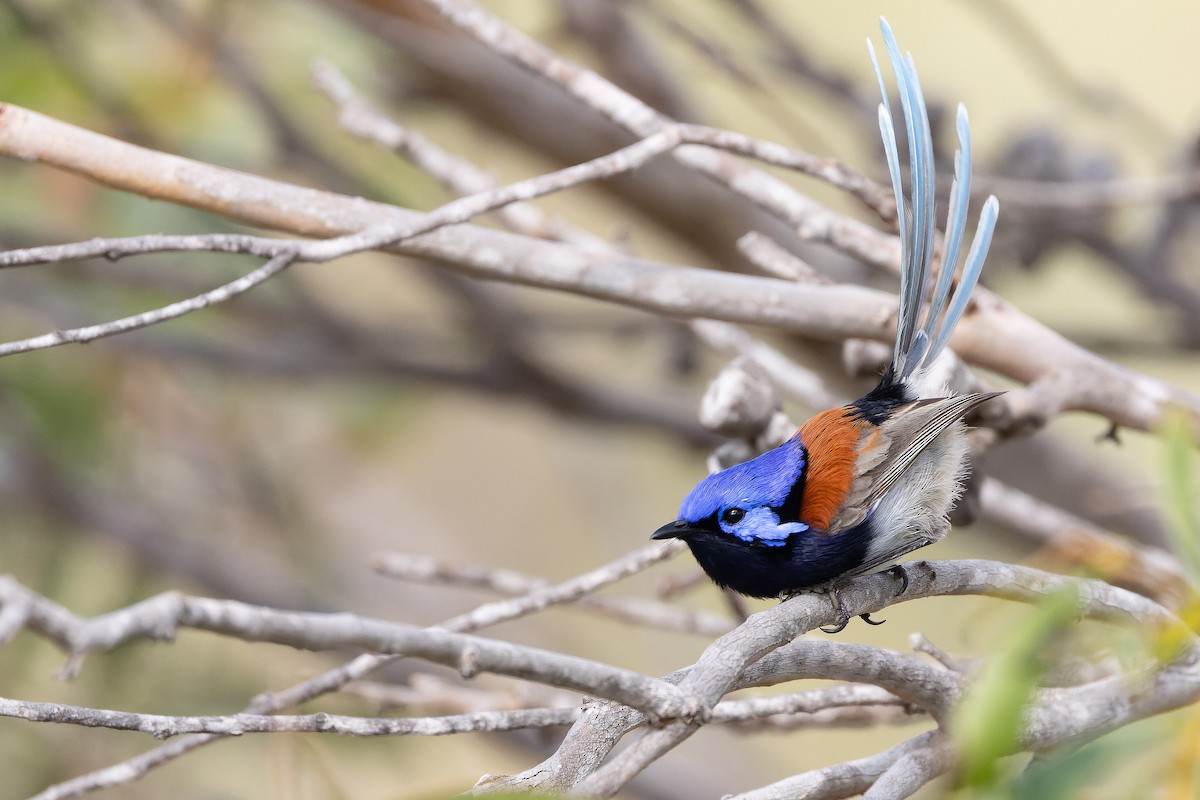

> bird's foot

[
  {"left": 816, "top": 570, "right": 905, "bottom": 633},
  {"left": 885, "top": 563, "right": 910, "bottom": 596},
  {"left": 846, "top": 565, "right": 910, "bottom": 628},
  {"left": 819, "top": 586, "right": 853, "bottom": 634}
]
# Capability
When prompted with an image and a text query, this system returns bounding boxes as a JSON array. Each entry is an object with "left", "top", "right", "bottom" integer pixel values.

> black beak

[{"left": 651, "top": 519, "right": 699, "bottom": 541}]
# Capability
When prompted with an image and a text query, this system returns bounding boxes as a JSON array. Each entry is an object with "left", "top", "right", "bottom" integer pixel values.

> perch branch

[{"left": 487, "top": 558, "right": 1193, "bottom": 797}]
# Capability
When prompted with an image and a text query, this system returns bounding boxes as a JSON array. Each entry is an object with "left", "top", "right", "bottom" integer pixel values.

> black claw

[
  {"left": 886, "top": 564, "right": 910, "bottom": 596},
  {"left": 859, "top": 612, "right": 887, "bottom": 626},
  {"left": 819, "top": 587, "right": 852, "bottom": 634}
]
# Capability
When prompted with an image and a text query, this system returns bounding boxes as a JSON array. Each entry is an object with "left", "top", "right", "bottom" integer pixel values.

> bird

[{"left": 652, "top": 19, "right": 1001, "bottom": 633}]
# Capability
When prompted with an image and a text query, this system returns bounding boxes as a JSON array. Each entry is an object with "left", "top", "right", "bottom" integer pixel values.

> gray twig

[{"left": 373, "top": 549, "right": 733, "bottom": 636}]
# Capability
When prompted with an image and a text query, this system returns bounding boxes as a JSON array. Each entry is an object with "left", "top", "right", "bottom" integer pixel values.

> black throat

[{"left": 682, "top": 521, "right": 874, "bottom": 599}]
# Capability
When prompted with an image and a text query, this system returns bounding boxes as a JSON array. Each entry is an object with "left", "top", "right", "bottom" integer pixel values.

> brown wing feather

[{"left": 828, "top": 391, "right": 1000, "bottom": 532}]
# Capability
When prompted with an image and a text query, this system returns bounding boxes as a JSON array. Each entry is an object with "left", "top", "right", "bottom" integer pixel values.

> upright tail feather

[{"left": 869, "top": 19, "right": 999, "bottom": 386}]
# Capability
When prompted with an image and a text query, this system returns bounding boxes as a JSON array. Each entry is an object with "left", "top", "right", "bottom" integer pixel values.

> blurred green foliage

[
  {"left": 1163, "top": 412, "right": 1200, "bottom": 580},
  {"left": 950, "top": 588, "right": 1081, "bottom": 796}
]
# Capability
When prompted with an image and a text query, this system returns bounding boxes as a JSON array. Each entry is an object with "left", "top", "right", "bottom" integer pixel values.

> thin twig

[
  {"left": 3, "top": 104, "right": 1198, "bottom": 434},
  {"left": 980, "top": 477, "right": 1190, "bottom": 607},
  {"left": 909, "top": 633, "right": 964, "bottom": 672},
  {"left": 0, "top": 233, "right": 290, "bottom": 268},
  {"left": 0, "top": 683, "right": 911, "bottom": 741},
  {"left": 25, "top": 543, "right": 688, "bottom": 799},
  {"left": 727, "top": 730, "right": 944, "bottom": 800},
  {"left": 417, "top": 0, "right": 897, "bottom": 224},
  {"left": 310, "top": 60, "right": 612, "bottom": 252},
  {"left": 712, "top": 684, "right": 914, "bottom": 731},
  {"left": 0, "top": 252, "right": 297, "bottom": 357},
  {"left": 977, "top": 172, "right": 1200, "bottom": 209},
  {"left": 373, "top": 550, "right": 733, "bottom": 636},
  {"left": 860, "top": 735, "right": 954, "bottom": 800},
  {"left": 0, "top": 697, "right": 580, "bottom": 738}
]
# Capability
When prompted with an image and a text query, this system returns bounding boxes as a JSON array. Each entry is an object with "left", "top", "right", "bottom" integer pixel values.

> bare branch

[
  {"left": 717, "top": 688, "right": 920, "bottom": 739},
  {"left": 311, "top": 59, "right": 613, "bottom": 251},
  {"left": 0, "top": 697, "right": 580, "bottom": 738},
  {"left": 489, "top": 558, "right": 1191, "bottom": 796},
  {"left": 860, "top": 736, "right": 954, "bottom": 800},
  {"left": 0, "top": 233, "right": 289, "bottom": 268},
  {"left": 417, "top": 0, "right": 902, "bottom": 265},
  {"left": 727, "top": 730, "right": 945, "bottom": 800},
  {"left": 22, "top": 542, "right": 692, "bottom": 798},
  {"left": 314, "top": 55, "right": 890, "bottom": 229},
  {"left": 980, "top": 478, "right": 1190, "bottom": 606},
  {"left": 0, "top": 252, "right": 297, "bottom": 357},
  {"left": 978, "top": 172, "right": 1200, "bottom": 209},
  {"left": 27, "top": 736, "right": 220, "bottom": 800},
  {"left": 3, "top": 102, "right": 1193, "bottom": 436},
  {"left": 372, "top": 550, "right": 734, "bottom": 636},
  {"left": 0, "top": 681, "right": 907, "bottom": 743},
  {"left": 0, "top": 683, "right": 911, "bottom": 741},
  {"left": 909, "top": 633, "right": 965, "bottom": 672},
  {"left": 689, "top": 318, "right": 843, "bottom": 411},
  {"left": 5, "top": 10, "right": 1200, "bottom": 796},
  {"left": 436, "top": 542, "right": 688, "bottom": 632},
  {"left": 0, "top": 585, "right": 694, "bottom": 723},
  {"left": 342, "top": 674, "right": 577, "bottom": 714},
  {"left": 19, "top": 554, "right": 1196, "bottom": 799},
  {"left": 733, "top": 641, "right": 960, "bottom": 723},
  {"left": 736, "top": 230, "right": 829, "bottom": 283},
  {"left": 0, "top": 112, "right": 849, "bottom": 362}
]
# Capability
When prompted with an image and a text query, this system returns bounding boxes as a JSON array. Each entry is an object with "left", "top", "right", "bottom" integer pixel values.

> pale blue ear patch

[{"left": 722, "top": 506, "right": 809, "bottom": 547}]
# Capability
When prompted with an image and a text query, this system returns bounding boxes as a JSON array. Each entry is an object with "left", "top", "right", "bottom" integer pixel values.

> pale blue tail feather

[
  {"left": 872, "top": 18, "right": 999, "bottom": 384},
  {"left": 924, "top": 107, "right": 974, "bottom": 345}
]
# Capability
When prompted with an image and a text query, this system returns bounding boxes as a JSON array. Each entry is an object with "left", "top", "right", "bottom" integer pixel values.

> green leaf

[
  {"left": 951, "top": 587, "right": 1081, "bottom": 790},
  {"left": 1161, "top": 411, "right": 1200, "bottom": 581}
]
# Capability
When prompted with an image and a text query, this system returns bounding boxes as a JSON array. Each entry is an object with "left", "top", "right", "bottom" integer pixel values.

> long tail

[{"left": 868, "top": 19, "right": 999, "bottom": 386}]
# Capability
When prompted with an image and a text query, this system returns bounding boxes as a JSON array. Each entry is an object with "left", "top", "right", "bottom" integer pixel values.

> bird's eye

[{"left": 721, "top": 507, "right": 746, "bottom": 525}]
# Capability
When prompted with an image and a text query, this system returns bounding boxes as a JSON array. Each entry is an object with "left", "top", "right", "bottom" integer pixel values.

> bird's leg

[
  {"left": 805, "top": 569, "right": 907, "bottom": 633},
  {"left": 819, "top": 586, "right": 853, "bottom": 634}
]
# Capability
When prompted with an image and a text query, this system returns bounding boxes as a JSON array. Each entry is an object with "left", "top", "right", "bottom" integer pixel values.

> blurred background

[{"left": 1, "top": 1, "right": 1199, "bottom": 797}]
